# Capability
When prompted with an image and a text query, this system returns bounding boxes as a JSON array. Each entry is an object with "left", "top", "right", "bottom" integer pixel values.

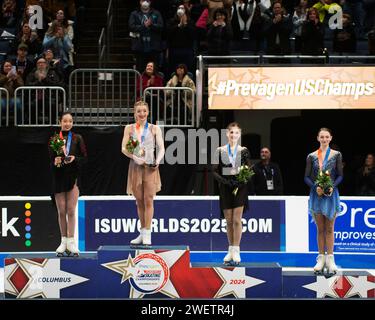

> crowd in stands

[
  {"left": 0, "top": 0, "right": 86, "bottom": 122},
  {"left": 129, "top": 0, "right": 375, "bottom": 75}
]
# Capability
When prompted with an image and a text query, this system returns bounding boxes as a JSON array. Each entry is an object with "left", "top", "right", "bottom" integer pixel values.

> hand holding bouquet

[
  {"left": 233, "top": 165, "right": 254, "bottom": 196},
  {"left": 49, "top": 133, "right": 65, "bottom": 167},
  {"left": 315, "top": 170, "right": 334, "bottom": 197}
]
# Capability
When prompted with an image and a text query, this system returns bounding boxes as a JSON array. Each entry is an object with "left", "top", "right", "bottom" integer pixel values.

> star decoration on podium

[
  {"left": 5, "top": 259, "right": 89, "bottom": 299},
  {"left": 303, "top": 275, "right": 375, "bottom": 298},
  {"left": 214, "top": 267, "right": 265, "bottom": 298},
  {"left": 101, "top": 254, "right": 137, "bottom": 283}
]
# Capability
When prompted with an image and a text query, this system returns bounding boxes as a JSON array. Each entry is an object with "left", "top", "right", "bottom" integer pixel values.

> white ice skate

[
  {"left": 325, "top": 254, "right": 338, "bottom": 275},
  {"left": 66, "top": 237, "right": 80, "bottom": 257},
  {"left": 142, "top": 229, "right": 152, "bottom": 246},
  {"left": 223, "top": 246, "right": 233, "bottom": 264},
  {"left": 130, "top": 228, "right": 144, "bottom": 246},
  {"left": 313, "top": 254, "right": 326, "bottom": 274},
  {"left": 56, "top": 237, "right": 67, "bottom": 257},
  {"left": 231, "top": 246, "right": 241, "bottom": 266}
]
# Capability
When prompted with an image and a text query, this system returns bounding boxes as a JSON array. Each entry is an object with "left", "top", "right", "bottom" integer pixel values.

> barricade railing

[
  {"left": 68, "top": 68, "right": 142, "bottom": 126},
  {"left": 0, "top": 87, "right": 9, "bottom": 127},
  {"left": 143, "top": 87, "right": 196, "bottom": 127},
  {"left": 14, "top": 86, "right": 66, "bottom": 126}
]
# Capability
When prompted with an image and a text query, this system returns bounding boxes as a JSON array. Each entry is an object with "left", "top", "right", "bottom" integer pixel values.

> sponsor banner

[
  {"left": 4, "top": 257, "right": 97, "bottom": 298},
  {"left": 309, "top": 200, "right": 375, "bottom": 253},
  {"left": 208, "top": 66, "right": 375, "bottom": 110},
  {"left": 97, "top": 246, "right": 282, "bottom": 298},
  {"left": 84, "top": 199, "right": 285, "bottom": 251},
  {"left": 0, "top": 200, "right": 60, "bottom": 252}
]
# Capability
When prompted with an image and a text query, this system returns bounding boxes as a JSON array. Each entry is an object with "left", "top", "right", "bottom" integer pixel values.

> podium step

[{"left": 3, "top": 248, "right": 375, "bottom": 299}]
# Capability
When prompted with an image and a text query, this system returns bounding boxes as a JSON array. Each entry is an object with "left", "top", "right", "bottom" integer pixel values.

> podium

[
  {"left": 4, "top": 246, "right": 281, "bottom": 299},
  {"left": 4, "top": 247, "right": 375, "bottom": 298}
]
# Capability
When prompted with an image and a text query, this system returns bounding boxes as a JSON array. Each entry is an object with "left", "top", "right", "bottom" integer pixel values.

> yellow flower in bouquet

[{"left": 315, "top": 170, "right": 334, "bottom": 196}]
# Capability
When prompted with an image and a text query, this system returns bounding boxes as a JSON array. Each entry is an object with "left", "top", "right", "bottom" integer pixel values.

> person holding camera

[
  {"left": 212, "top": 122, "right": 251, "bottom": 265},
  {"left": 121, "top": 101, "right": 165, "bottom": 246},
  {"left": 304, "top": 128, "right": 343, "bottom": 275},
  {"left": 50, "top": 112, "right": 87, "bottom": 257}
]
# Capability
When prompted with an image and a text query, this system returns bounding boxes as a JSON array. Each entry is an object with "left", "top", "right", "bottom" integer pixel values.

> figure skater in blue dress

[{"left": 304, "top": 127, "right": 343, "bottom": 275}]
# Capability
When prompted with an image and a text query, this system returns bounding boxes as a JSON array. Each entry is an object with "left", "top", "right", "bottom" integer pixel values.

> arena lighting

[{"left": 208, "top": 66, "right": 375, "bottom": 110}]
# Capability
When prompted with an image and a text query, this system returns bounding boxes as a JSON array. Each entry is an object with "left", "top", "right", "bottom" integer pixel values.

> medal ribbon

[
  {"left": 60, "top": 131, "right": 72, "bottom": 156},
  {"left": 227, "top": 143, "right": 238, "bottom": 167},
  {"left": 318, "top": 147, "right": 330, "bottom": 171}
]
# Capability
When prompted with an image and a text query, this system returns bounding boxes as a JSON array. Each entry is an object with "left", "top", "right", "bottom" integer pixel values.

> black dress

[
  {"left": 49, "top": 130, "right": 88, "bottom": 193},
  {"left": 212, "top": 146, "right": 251, "bottom": 217}
]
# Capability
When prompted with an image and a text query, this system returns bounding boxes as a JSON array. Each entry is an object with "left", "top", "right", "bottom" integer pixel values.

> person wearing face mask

[
  {"left": 167, "top": 5, "right": 195, "bottom": 75},
  {"left": 129, "top": 0, "right": 164, "bottom": 72}
]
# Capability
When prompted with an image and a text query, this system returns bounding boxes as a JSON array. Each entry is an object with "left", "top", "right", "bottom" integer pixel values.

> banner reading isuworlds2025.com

[
  {"left": 309, "top": 199, "right": 375, "bottom": 252},
  {"left": 81, "top": 198, "right": 286, "bottom": 252}
]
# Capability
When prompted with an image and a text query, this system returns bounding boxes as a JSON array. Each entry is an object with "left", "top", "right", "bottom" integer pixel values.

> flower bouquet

[
  {"left": 233, "top": 165, "right": 255, "bottom": 196},
  {"left": 315, "top": 170, "right": 334, "bottom": 196},
  {"left": 126, "top": 136, "right": 145, "bottom": 157},
  {"left": 49, "top": 133, "right": 65, "bottom": 167}
]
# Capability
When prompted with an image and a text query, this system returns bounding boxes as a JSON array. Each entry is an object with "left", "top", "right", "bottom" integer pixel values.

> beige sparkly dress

[{"left": 126, "top": 124, "right": 161, "bottom": 195}]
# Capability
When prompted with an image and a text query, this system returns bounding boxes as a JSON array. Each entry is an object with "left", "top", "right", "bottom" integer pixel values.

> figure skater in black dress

[
  {"left": 50, "top": 111, "right": 87, "bottom": 256},
  {"left": 212, "top": 122, "right": 251, "bottom": 265}
]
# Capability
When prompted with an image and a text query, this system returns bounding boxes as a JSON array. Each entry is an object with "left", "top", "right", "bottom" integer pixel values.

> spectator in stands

[
  {"left": 51, "top": 111, "right": 87, "bottom": 257},
  {"left": 12, "top": 43, "right": 35, "bottom": 82},
  {"left": 14, "top": 22, "right": 43, "bottom": 56},
  {"left": 26, "top": 57, "right": 64, "bottom": 87},
  {"left": 121, "top": 100, "right": 165, "bottom": 246},
  {"left": 195, "top": 1, "right": 209, "bottom": 53},
  {"left": 167, "top": 4, "right": 196, "bottom": 75},
  {"left": 43, "top": 21, "right": 74, "bottom": 71},
  {"left": 47, "top": 9, "right": 75, "bottom": 66},
  {"left": 165, "top": 63, "right": 196, "bottom": 123},
  {"left": 253, "top": 147, "right": 283, "bottom": 195},
  {"left": 207, "top": 8, "right": 233, "bottom": 55},
  {"left": 212, "top": 122, "right": 252, "bottom": 265},
  {"left": 355, "top": 153, "right": 375, "bottom": 195},
  {"left": 304, "top": 127, "right": 343, "bottom": 275},
  {"left": 129, "top": 0, "right": 164, "bottom": 72},
  {"left": 263, "top": 1, "right": 292, "bottom": 59},
  {"left": 312, "top": 0, "right": 341, "bottom": 24},
  {"left": 207, "top": 0, "right": 233, "bottom": 24},
  {"left": 138, "top": 61, "right": 164, "bottom": 122},
  {"left": 231, "top": 0, "right": 253, "bottom": 48},
  {"left": 0, "top": 60, "right": 24, "bottom": 121},
  {"left": 0, "top": 0, "right": 17, "bottom": 27},
  {"left": 333, "top": 13, "right": 357, "bottom": 53},
  {"left": 26, "top": 57, "right": 65, "bottom": 123},
  {"left": 292, "top": 0, "right": 308, "bottom": 53},
  {"left": 301, "top": 7, "right": 325, "bottom": 58},
  {"left": 42, "top": 48, "right": 65, "bottom": 80}
]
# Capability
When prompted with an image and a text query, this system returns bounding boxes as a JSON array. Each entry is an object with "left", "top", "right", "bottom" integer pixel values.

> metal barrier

[
  {"left": 0, "top": 88, "right": 9, "bottom": 127},
  {"left": 143, "top": 87, "right": 195, "bottom": 127},
  {"left": 14, "top": 86, "right": 66, "bottom": 126},
  {"left": 68, "top": 68, "right": 142, "bottom": 126}
]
